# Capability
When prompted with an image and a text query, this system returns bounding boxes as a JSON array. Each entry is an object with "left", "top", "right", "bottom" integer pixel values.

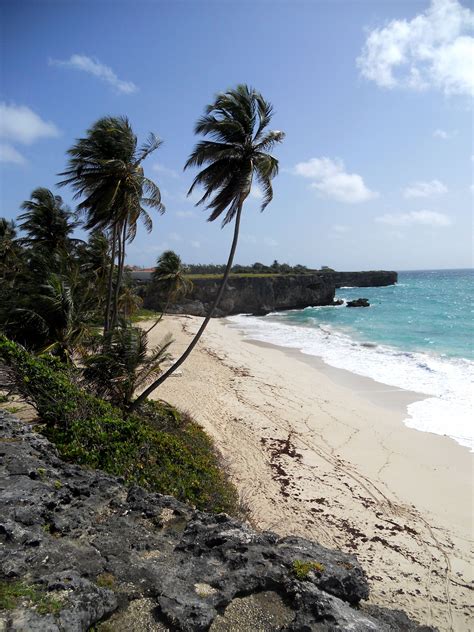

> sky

[{"left": 0, "top": 0, "right": 473, "bottom": 271}]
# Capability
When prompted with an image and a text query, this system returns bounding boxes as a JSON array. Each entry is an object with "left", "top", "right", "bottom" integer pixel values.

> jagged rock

[
  {"left": 0, "top": 411, "right": 435, "bottom": 631},
  {"left": 347, "top": 298, "right": 370, "bottom": 308}
]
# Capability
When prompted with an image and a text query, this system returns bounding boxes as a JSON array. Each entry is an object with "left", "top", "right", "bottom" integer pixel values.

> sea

[{"left": 228, "top": 269, "right": 474, "bottom": 451}]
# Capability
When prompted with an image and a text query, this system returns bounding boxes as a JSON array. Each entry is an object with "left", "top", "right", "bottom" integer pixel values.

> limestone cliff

[{"left": 142, "top": 271, "right": 397, "bottom": 317}]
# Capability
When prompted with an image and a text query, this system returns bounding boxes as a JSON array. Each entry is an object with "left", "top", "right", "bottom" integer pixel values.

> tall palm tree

[
  {"left": 146, "top": 250, "right": 193, "bottom": 334},
  {"left": 58, "top": 116, "right": 165, "bottom": 335},
  {"left": 131, "top": 84, "right": 284, "bottom": 410},
  {"left": 18, "top": 188, "right": 79, "bottom": 257}
]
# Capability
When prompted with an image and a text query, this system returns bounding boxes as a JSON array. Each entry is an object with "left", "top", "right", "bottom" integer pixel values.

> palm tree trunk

[
  {"left": 104, "top": 223, "right": 118, "bottom": 336},
  {"left": 145, "top": 295, "right": 171, "bottom": 335},
  {"left": 130, "top": 202, "right": 244, "bottom": 411},
  {"left": 111, "top": 220, "right": 127, "bottom": 331}
]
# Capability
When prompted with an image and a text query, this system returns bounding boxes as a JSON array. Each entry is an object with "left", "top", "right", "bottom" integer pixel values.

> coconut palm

[
  {"left": 146, "top": 250, "right": 193, "bottom": 334},
  {"left": 58, "top": 116, "right": 165, "bottom": 335},
  {"left": 0, "top": 219, "right": 23, "bottom": 282},
  {"left": 118, "top": 285, "right": 143, "bottom": 320},
  {"left": 131, "top": 84, "right": 284, "bottom": 410},
  {"left": 82, "top": 325, "right": 172, "bottom": 410},
  {"left": 18, "top": 188, "right": 79, "bottom": 258}
]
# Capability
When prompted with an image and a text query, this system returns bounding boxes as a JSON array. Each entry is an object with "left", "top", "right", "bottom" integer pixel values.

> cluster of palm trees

[{"left": 0, "top": 84, "right": 284, "bottom": 411}]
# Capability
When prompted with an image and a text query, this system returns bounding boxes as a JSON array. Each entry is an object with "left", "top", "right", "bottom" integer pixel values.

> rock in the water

[
  {"left": 0, "top": 410, "right": 436, "bottom": 631},
  {"left": 347, "top": 298, "right": 370, "bottom": 308}
]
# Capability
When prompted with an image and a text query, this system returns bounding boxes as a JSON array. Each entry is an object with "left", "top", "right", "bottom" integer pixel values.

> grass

[
  {"left": 131, "top": 307, "right": 160, "bottom": 322},
  {"left": 0, "top": 580, "right": 63, "bottom": 615},
  {"left": 0, "top": 335, "right": 239, "bottom": 515},
  {"left": 291, "top": 560, "right": 325, "bottom": 581}
]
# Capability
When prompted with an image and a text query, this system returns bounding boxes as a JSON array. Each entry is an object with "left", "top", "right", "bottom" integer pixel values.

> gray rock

[{"left": 0, "top": 410, "right": 435, "bottom": 631}]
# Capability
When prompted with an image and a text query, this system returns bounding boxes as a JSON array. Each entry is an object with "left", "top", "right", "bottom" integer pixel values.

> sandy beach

[{"left": 144, "top": 315, "right": 473, "bottom": 631}]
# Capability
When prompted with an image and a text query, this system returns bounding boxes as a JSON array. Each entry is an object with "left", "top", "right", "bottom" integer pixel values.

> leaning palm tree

[
  {"left": 58, "top": 116, "right": 165, "bottom": 336},
  {"left": 18, "top": 188, "right": 79, "bottom": 257},
  {"left": 131, "top": 84, "right": 284, "bottom": 410},
  {"left": 146, "top": 250, "right": 193, "bottom": 334}
]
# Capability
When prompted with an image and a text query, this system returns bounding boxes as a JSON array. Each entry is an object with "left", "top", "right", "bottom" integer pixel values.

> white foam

[{"left": 228, "top": 314, "right": 474, "bottom": 451}]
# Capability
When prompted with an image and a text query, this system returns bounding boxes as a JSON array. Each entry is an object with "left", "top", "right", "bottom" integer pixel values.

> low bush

[{"left": 0, "top": 335, "right": 238, "bottom": 514}]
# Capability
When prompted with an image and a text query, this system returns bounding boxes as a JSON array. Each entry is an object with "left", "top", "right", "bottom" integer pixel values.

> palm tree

[
  {"left": 118, "top": 284, "right": 143, "bottom": 319},
  {"left": 131, "top": 84, "right": 284, "bottom": 410},
  {"left": 82, "top": 325, "right": 172, "bottom": 410},
  {"left": 146, "top": 250, "right": 193, "bottom": 334},
  {"left": 0, "top": 219, "right": 23, "bottom": 282},
  {"left": 18, "top": 188, "right": 79, "bottom": 259},
  {"left": 58, "top": 116, "right": 165, "bottom": 335}
]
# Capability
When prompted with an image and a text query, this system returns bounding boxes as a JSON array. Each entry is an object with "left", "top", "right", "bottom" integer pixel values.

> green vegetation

[
  {"left": 291, "top": 560, "right": 325, "bottom": 581},
  {"left": 0, "top": 85, "right": 283, "bottom": 522},
  {"left": 184, "top": 261, "right": 313, "bottom": 276},
  {"left": 0, "top": 336, "right": 238, "bottom": 514},
  {"left": 0, "top": 580, "right": 63, "bottom": 615}
]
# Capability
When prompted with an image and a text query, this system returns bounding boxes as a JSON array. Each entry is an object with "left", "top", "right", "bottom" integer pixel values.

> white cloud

[
  {"left": 242, "top": 233, "right": 258, "bottom": 244},
  {"left": 375, "top": 210, "right": 452, "bottom": 227},
  {"left": 264, "top": 237, "right": 279, "bottom": 247},
  {"left": 169, "top": 232, "right": 182, "bottom": 242},
  {"left": 49, "top": 54, "right": 137, "bottom": 94},
  {"left": 152, "top": 162, "right": 179, "bottom": 178},
  {"left": 0, "top": 143, "right": 26, "bottom": 165},
  {"left": 357, "top": 0, "right": 474, "bottom": 97},
  {"left": 175, "top": 210, "right": 195, "bottom": 218},
  {"left": 403, "top": 179, "right": 448, "bottom": 198},
  {"left": 293, "top": 157, "right": 378, "bottom": 203},
  {"left": 0, "top": 103, "right": 59, "bottom": 145},
  {"left": 433, "top": 128, "right": 456, "bottom": 139},
  {"left": 332, "top": 224, "right": 349, "bottom": 233},
  {"left": 190, "top": 240, "right": 201, "bottom": 248}
]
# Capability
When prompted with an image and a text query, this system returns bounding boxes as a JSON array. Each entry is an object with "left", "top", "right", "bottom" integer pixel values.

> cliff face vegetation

[{"left": 143, "top": 271, "right": 398, "bottom": 317}]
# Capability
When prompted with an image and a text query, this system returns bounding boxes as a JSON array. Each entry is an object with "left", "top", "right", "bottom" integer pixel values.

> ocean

[{"left": 228, "top": 269, "right": 474, "bottom": 451}]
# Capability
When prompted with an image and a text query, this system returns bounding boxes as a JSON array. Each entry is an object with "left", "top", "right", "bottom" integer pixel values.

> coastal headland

[
  {"left": 138, "top": 270, "right": 398, "bottom": 317},
  {"left": 147, "top": 315, "right": 473, "bottom": 632}
]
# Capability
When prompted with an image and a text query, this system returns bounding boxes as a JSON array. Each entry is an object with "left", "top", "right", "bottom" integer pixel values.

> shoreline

[{"left": 145, "top": 315, "right": 473, "bottom": 631}]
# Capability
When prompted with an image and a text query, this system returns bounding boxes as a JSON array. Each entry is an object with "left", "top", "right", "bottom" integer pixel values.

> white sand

[{"left": 145, "top": 315, "right": 473, "bottom": 631}]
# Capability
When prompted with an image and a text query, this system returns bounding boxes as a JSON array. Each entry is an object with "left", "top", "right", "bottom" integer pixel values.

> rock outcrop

[
  {"left": 347, "top": 298, "right": 370, "bottom": 308},
  {"left": 0, "top": 411, "right": 435, "bottom": 631},
  {"left": 141, "top": 271, "right": 397, "bottom": 317},
  {"left": 145, "top": 274, "right": 336, "bottom": 317}
]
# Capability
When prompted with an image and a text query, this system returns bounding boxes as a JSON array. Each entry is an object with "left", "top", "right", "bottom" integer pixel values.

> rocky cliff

[
  {"left": 145, "top": 274, "right": 336, "bottom": 317},
  {"left": 142, "top": 271, "right": 397, "bottom": 317},
  {"left": 0, "top": 411, "right": 434, "bottom": 631}
]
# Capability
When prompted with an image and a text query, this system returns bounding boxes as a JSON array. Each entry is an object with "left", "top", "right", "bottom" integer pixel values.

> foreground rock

[{"left": 0, "top": 411, "right": 435, "bottom": 631}]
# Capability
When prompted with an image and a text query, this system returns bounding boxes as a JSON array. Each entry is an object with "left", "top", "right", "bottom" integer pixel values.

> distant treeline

[{"left": 185, "top": 261, "right": 334, "bottom": 275}]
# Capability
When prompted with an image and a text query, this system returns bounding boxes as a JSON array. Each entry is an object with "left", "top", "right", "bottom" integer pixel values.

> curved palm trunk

[
  {"left": 130, "top": 202, "right": 243, "bottom": 411},
  {"left": 103, "top": 223, "right": 118, "bottom": 336},
  {"left": 145, "top": 296, "right": 170, "bottom": 335},
  {"left": 111, "top": 220, "right": 128, "bottom": 331}
]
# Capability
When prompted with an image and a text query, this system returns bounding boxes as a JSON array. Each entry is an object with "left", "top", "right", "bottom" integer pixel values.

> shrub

[{"left": 0, "top": 335, "right": 238, "bottom": 514}]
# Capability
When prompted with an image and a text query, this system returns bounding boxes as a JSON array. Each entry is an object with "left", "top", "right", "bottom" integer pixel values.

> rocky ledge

[{"left": 0, "top": 410, "right": 435, "bottom": 631}]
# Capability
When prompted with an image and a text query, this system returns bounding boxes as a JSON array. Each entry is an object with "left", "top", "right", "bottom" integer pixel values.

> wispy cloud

[
  {"left": 175, "top": 210, "right": 196, "bottom": 218},
  {"left": 169, "top": 232, "right": 182, "bottom": 242},
  {"left": 433, "top": 129, "right": 456, "bottom": 139},
  {"left": 250, "top": 185, "right": 263, "bottom": 200},
  {"left": 0, "top": 143, "right": 26, "bottom": 165},
  {"left": 152, "top": 162, "right": 179, "bottom": 178},
  {"left": 190, "top": 240, "right": 201, "bottom": 248},
  {"left": 332, "top": 224, "right": 349, "bottom": 233},
  {"left": 357, "top": 0, "right": 474, "bottom": 97},
  {"left": 403, "top": 179, "right": 448, "bottom": 198},
  {"left": 49, "top": 54, "right": 137, "bottom": 94},
  {"left": 0, "top": 103, "right": 59, "bottom": 145},
  {"left": 293, "top": 157, "right": 378, "bottom": 203},
  {"left": 376, "top": 210, "right": 452, "bottom": 227}
]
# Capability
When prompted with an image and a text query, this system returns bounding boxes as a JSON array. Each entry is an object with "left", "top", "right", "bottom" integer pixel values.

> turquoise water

[
  {"left": 291, "top": 269, "right": 474, "bottom": 360},
  {"left": 229, "top": 269, "right": 474, "bottom": 450}
]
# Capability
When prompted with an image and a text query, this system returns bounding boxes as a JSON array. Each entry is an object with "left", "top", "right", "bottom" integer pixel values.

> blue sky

[{"left": 1, "top": 0, "right": 472, "bottom": 270}]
